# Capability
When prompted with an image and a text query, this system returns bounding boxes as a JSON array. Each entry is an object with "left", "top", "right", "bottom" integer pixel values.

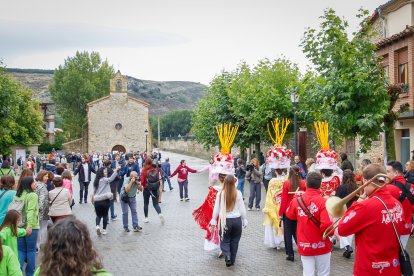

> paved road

[{"left": 70, "top": 151, "right": 414, "bottom": 276}]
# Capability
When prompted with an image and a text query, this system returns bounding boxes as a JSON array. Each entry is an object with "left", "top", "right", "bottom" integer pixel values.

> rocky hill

[{"left": 8, "top": 68, "right": 207, "bottom": 115}]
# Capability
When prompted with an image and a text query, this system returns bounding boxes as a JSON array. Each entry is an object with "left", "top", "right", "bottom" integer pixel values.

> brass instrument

[
  {"left": 322, "top": 173, "right": 391, "bottom": 239},
  {"left": 288, "top": 187, "right": 304, "bottom": 195}
]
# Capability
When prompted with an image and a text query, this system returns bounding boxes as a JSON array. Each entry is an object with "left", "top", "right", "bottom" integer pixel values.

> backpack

[
  {"left": 147, "top": 169, "right": 160, "bottom": 191},
  {"left": 8, "top": 196, "right": 27, "bottom": 228}
]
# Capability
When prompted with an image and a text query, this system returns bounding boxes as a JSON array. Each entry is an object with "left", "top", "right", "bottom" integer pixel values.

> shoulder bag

[
  {"left": 296, "top": 195, "right": 321, "bottom": 228},
  {"left": 375, "top": 196, "right": 413, "bottom": 276},
  {"left": 49, "top": 188, "right": 64, "bottom": 207}
]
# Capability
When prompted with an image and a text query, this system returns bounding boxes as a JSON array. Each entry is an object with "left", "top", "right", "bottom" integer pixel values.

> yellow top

[
  {"left": 267, "top": 118, "right": 290, "bottom": 147},
  {"left": 314, "top": 121, "right": 330, "bottom": 150},
  {"left": 263, "top": 176, "right": 287, "bottom": 235},
  {"left": 215, "top": 123, "right": 239, "bottom": 154}
]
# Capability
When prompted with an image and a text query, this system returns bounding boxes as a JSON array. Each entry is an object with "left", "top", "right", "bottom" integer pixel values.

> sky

[{"left": 0, "top": 0, "right": 384, "bottom": 84}]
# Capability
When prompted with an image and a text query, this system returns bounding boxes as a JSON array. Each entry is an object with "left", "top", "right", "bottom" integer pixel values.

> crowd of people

[{"left": 1, "top": 119, "right": 414, "bottom": 275}]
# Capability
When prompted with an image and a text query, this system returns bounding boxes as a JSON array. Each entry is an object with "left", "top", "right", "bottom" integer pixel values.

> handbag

[
  {"left": 120, "top": 187, "right": 129, "bottom": 203},
  {"left": 375, "top": 196, "right": 413, "bottom": 276}
]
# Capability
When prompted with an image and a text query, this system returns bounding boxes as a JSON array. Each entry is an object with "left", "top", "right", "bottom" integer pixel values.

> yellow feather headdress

[
  {"left": 216, "top": 123, "right": 239, "bottom": 155},
  {"left": 314, "top": 121, "right": 330, "bottom": 150},
  {"left": 267, "top": 118, "right": 290, "bottom": 147}
]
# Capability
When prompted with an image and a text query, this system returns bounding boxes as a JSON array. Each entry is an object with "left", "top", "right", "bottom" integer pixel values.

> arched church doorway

[{"left": 112, "top": 145, "right": 126, "bottom": 154}]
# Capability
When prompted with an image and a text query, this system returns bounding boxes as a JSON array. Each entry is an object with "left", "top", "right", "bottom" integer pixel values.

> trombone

[{"left": 322, "top": 173, "right": 391, "bottom": 239}]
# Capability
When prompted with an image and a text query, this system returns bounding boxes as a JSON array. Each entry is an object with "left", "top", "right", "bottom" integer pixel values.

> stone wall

[
  {"left": 159, "top": 139, "right": 217, "bottom": 160},
  {"left": 62, "top": 138, "right": 84, "bottom": 154},
  {"left": 87, "top": 93, "right": 151, "bottom": 153}
]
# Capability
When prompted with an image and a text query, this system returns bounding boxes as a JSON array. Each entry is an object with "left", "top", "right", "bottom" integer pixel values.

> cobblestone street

[{"left": 70, "top": 151, "right": 414, "bottom": 276}]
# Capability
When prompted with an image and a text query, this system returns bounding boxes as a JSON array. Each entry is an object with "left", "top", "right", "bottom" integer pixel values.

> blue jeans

[
  {"left": 121, "top": 196, "right": 138, "bottom": 228},
  {"left": 237, "top": 178, "right": 245, "bottom": 196},
  {"left": 110, "top": 199, "right": 116, "bottom": 218},
  {"left": 162, "top": 176, "right": 172, "bottom": 190},
  {"left": 178, "top": 180, "right": 188, "bottom": 199},
  {"left": 248, "top": 182, "right": 261, "bottom": 209},
  {"left": 18, "top": 229, "right": 39, "bottom": 276}
]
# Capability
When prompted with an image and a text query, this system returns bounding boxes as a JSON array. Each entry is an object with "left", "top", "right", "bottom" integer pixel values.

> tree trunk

[
  {"left": 240, "top": 147, "right": 246, "bottom": 163},
  {"left": 255, "top": 142, "right": 261, "bottom": 159}
]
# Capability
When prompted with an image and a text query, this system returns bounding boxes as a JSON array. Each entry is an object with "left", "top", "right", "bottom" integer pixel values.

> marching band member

[
  {"left": 263, "top": 118, "right": 292, "bottom": 250},
  {"left": 286, "top": 172, "right": 333, "bottom": 276},
  {"left": 279, "top": 165, "right": 306, "bottom": 262},
  {"left": 337, "top": 164, "right": 405, "bottom": 276},
  {"left": 192, "top": 123, "right": 239, "bottom": 256},
  {"left": 386, "top": 160, "right": 413, "bottom": 249}
]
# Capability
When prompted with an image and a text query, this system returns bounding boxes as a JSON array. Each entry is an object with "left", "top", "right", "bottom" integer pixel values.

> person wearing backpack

[
  {"left": 0, "top": 176, "right": 17, "bottom": 225},
  {"left": 386, "top": 160, "right": 414, "bottom": 249},
  {"left": 140, "top": 158, "right": 164, "bottom": 224},
  {"left": 0, "top": 161, "right": 15, "bottom": 177},
  {"left": 13, "top": 176, "right": 39, "bottom": 276}
]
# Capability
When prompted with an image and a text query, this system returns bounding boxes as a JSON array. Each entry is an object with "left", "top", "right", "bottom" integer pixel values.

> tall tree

[
  {"left": 0, "top": 64, "right": 44, "bottom": 154},
  {"left": 301, "top": 8, "right": 389, "bottom": 152},
  {"left": 150, "top": 110, "right": 193, "bottom": 139},
  {"left": 49, "top": 51, "right": 113, "bottom": 139}
]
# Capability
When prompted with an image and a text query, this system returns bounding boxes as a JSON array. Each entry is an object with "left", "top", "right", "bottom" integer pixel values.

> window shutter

[{"left": 398, "top": 48, "right": 408, "bottom": 64}]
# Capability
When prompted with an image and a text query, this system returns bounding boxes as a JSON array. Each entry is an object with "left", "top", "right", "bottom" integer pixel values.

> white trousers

[
  {"left": 339, "top": 234, "right": 354, "bottom": 249},
  {"left": 301, "top": 252, "right": 331, "bottom": 276},
  {"left": 400, "top": 234, "right": 409, "bottom": 249}
]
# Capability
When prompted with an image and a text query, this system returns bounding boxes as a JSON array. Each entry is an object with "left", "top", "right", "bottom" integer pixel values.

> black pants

[
  {"left": 143, "top": 188, "right": 161, "bottom": 217},
  {"left": 283, "top": 214, "right": 297, "bottom": 257},
  {"left": 220, "top": 217, "right": 242, "bottom": 264},
  {"left": 94, "top": 199, "right": 110, "bottom": 229},
  {"left": 263, "top": 179, "right": 270, "bottom": 192},
  {"left": 79, "top": 181, "right": 90, "bottom": 202}
]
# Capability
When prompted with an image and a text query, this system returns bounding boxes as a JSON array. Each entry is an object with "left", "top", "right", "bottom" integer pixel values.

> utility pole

[{"left": 157, "top": 116, "right": 161, "bottom": 148}]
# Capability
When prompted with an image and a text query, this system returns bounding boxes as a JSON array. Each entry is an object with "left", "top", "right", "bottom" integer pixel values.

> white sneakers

[
  {"left": 102, "top": 229, "right": 107, "bottom": 235},
  {"left": 144, "top": 217, "right": 149, "bottom": 223},
  {"left": 159, "top": 214, "right": 165, "bottom": 225},
  {"left": 96, "top": 226, "right": 101, "bottom": 236}
]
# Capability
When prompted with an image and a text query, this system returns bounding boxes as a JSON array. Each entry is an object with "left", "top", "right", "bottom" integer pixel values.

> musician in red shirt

[
  {"left": 286, "top": 172, "right": 332, "bottom": 276},
  {"left": 279, "top": 165, "right": 306, "bottom": 262},
  {"left": 338, "top": 164, "right": 405, "bottom": 276},
  {"left": 386, "top": 160, "right": 413, "bottom": 249}
]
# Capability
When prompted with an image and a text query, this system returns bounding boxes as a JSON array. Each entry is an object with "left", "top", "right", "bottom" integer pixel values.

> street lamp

[
  {"left": 144, "top": 129, "right": 149, "bottom": 152},
  {"left": 290, "top": 88, "right": 299, "bottom": 156}
]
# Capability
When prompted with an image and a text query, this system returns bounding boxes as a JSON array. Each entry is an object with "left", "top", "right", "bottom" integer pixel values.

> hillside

[{"left": 8, "top": 68, "right": 207, "bottom": 115}]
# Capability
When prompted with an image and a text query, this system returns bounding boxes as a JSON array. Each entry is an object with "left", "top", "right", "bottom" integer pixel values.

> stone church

[{"left": 85, "top": 71, "right": 151, "bottom": 154}]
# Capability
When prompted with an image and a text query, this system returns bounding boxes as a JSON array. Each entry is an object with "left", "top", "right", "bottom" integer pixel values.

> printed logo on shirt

[
  {"left": 298, "top": 202, "right": 319, "bottom": 217},
  {"left": 299, "top": 242, "right": 311, "bottom": 250},
  {"left": 342, "top": 210, "right": 356, "bottom": 223},
  {"left": 381, "top": 203, "right": 403, "bottom": 224},
  {"left": 372, "top": 261, "right": 390, "bottom": 273},
  {"left": 181, "top": 168, "right": 187, "bottom": 174},
  {"left": 393, "top": 259, "right": 399, "bottom": 267}
]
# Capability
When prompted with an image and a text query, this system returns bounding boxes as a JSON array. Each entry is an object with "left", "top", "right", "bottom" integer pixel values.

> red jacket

[
  {"left": 320, "top": 176, "right": 340, "bottom": 197},
  {"left": 286, "top": 188, "right": 332, "bottom": 256},
  {"left": 386, "top": 176, "right": 413, "bottom": 235},
  {"left": 279, "top": 179, "right": 307, "bottom": 217},
  {"left": 338, "top": 189, "right": 405, "bottom": 276},
  {"left": 170, "top": 165, "right": 197, "bottom": 181}
]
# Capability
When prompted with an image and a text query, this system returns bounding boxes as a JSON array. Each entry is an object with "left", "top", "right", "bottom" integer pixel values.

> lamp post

[
  {"left": 144, "top": 129, "right": 149, "bottom": 152},
  {"left": 290, "top": 88, "right": 299, "bottom": 155}
]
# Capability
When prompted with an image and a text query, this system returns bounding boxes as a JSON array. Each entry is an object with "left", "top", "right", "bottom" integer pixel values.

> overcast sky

[{"left": 1, "top": 0, "right": 384, "bottom": 84}]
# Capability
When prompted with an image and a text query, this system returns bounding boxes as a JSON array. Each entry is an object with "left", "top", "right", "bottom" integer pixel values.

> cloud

[{"left": 0, "top": 20, "right": 189, "bottom": 56}]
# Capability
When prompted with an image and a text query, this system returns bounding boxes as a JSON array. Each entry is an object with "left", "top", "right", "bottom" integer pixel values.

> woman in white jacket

[{"left": 210, "top": 174, "right": 247, "bottom": 267}]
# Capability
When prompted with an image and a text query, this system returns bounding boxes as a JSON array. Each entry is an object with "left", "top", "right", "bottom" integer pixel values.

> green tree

[
  {"left": 150, "top": 110, "right": 193, "bottom": 140},
  {"left": 228, "top": 59, "right": 301, "bottom": 153},
  {"left": 192, "top": 71, "right": 238, "bottom": 148},
  {"left": 49, "top": 51, "right": 114, "bottom": 139},
  {"left": 301, "top": 8, "right": 389, "bottom": 152},
  {"left": 0, "top": 64, "right": 44, "bottom": 154}
]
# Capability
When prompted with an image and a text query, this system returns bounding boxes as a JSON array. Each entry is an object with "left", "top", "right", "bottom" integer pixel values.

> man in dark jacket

[
  {"left": 120, "top": 156, "right": 140, "bottom": 178},
  {"left": 340, "top": 153, "right": 354, "bottom": 172},
  {"left": 161, "top": 158, "right": 173, "bottom": 191},
  {"left": 74, "top": 155, "right": 96, "bottom": 203},
  {"left": 112, "top": 154, "right": 126, "bottom": 194},
  {"left": 45, "top": 159, "right": 57, "bottom": 174}
]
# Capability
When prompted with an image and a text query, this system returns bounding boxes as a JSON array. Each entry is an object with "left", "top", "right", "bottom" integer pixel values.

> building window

[
  {"left": 399, "top": 63, "right": 408, "bottom": 84},
  {"left": 383, "top": 65, "right": 389, "bottom": 80}
]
